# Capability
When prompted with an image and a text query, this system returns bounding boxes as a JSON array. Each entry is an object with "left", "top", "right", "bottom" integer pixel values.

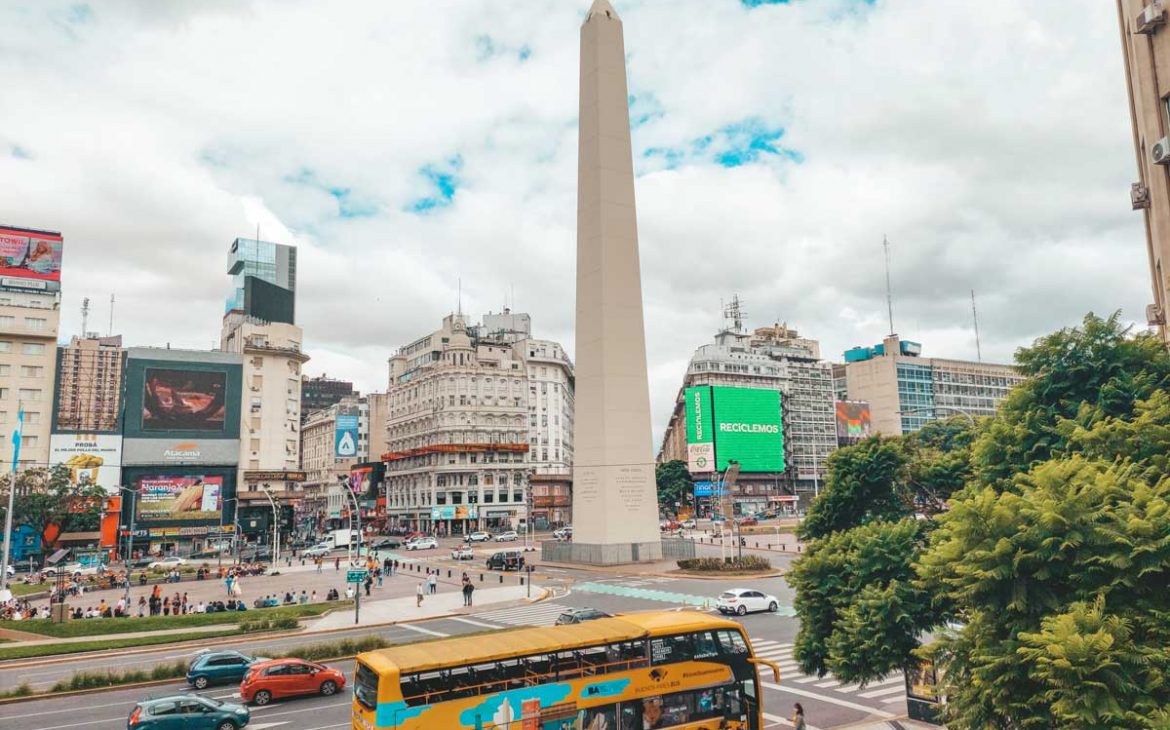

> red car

[
  {"left": 737, "top": 517, "right": 759, "bottom": 526},
  {"left": 240, "top": 658, "right": 346, "bottom": 705}
]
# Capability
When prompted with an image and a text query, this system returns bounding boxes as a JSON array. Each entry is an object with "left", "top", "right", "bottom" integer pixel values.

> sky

[{"left": 0, "top": 0, "right": 1149, "bottom": 446}]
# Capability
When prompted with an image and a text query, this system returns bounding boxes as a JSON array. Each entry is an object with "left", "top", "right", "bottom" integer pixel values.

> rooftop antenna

[
  {"left": 723, "top": 295, "right": 746, "bottom": 334},
  {"left": 883, "top": 235, "right": 895, "bottom": 336},
  {"left": 108, "top": 293, "right": 115, "bottom": 336},
  {"left": 457, "top": 277, "right": 462, "bottom": 316},
  {"left": 971, "top": 289, "right": 983, "bottom": 362},
  {"left": 80, "top": 297, "right": 90, "bottom": 337}
]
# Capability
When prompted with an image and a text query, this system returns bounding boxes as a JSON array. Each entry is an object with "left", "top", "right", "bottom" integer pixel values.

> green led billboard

[{"left": 712, "top": 386, "right": 784, "bottom": 472}]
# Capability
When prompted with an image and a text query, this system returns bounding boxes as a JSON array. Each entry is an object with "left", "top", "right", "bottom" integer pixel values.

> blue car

[
  {"left": 128, "top": 694, "right": 249, "bottom": 730},
  {"left": 186, "top": 651, "right": 268, "bottom": 690}
]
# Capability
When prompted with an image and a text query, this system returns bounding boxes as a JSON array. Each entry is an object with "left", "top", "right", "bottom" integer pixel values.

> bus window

[
  {"left": 523, "top": 653, "right": 552, "bottom": 679},
  {"left": 692, "top": 631, "right": 720, "bottom": 659},
  {"left": 446, "top": 666, "right": 475, "bottom": 699},
  {"left": 577, "top": 706, "right": 617, "bottom": 729},
  {"left": 354, "top": 662, "right": 379, "bottom": 710},
  {"left": 619, "top": 702, "right": 641, "bottom": 730},
  {"left": 716, "top": 630, "right": 749, "bottom": 655},
  {"left": 650, "top": 634, "right": 695, "bottom": 665},
  {"left": 402, "top": 671, "right": 445, "bottom": 706},
  {"left": 496, "top": 658, "right": 525, "bottom": 688},
  {"left": 470, "top": 663, "right": 502, "bottom": 694}
]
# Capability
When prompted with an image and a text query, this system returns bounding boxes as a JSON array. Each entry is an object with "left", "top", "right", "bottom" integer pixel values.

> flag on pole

[{"left": 11, "top": 407, "right": 24, "bottom": 469}]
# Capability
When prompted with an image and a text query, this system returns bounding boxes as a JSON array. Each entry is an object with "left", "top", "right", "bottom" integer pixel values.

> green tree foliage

[
  {"left": 904, "top": 416, "right": 977, "bottom": 511},
  {"left": 919, "top": 458, "right": 1170, "bottom": 729},
  {"left": 973, "top": 312, "right": 1170, "bottom": 489},
  {"left": 0, "top": 466, "right": 109, "bottom": 547},
  {"left": 654, "top": 459, "right": 691, "bottom": 510},
  {"left": 789, "top": 518, "right": 933, "bottom": 683},
  {"left": 798, "top": 437, "right": 909, "bottom": 540}
]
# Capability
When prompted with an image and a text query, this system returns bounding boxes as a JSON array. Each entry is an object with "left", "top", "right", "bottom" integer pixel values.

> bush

[
  {"left": 49, "top": 660, "right": 187, "bottom": 692},
  {"left": 271, "top": 635, "right": 389, "bottom": 662},
  {"left": 239, "top": 616, "right": 299, "bottom": 632},
  {"left": 0, "top": 682, "right": 33, "bottom": 699},
  {"left": 677, "top": 555, "right": 772, "bottom": 572}
]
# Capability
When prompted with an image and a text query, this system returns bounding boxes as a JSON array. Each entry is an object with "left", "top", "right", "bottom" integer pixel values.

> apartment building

[
  {"left": 1117, "top": 0, "right": 1170, "bottom": 344},
  {"left": 54, "top": 335, "right": 124, "bottom": 433},
  {"left": 301, "top": 374, "right": 355, "bottom": 420},
  {"left": 841, "top": 334, "right": 1023, "bottom": 435},
  {"left": 0, "top": 289, "right": 61, "bottom": 470}
]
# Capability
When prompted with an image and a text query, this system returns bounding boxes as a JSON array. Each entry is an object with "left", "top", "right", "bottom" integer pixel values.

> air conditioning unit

[
  {"left": 1148, "top": 303, "right": 1166, "bottom": 326},
  {"left": 1153, "top": 137, "right": 1170, "bottom": 165},
  {"left": 1137, "top": 2, "right": 1167, "bottom": 33},
  {"left": 1132, "top": 182, "right": 1152, "bottom": 209}
]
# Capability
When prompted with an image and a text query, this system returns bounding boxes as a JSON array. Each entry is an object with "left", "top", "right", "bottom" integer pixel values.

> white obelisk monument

[{"left": 567, "top": 0, "right": 663, "bottom": 564}]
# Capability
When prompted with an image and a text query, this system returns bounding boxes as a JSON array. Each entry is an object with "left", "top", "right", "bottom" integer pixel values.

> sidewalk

[
  {"left": 307, "top": 585, "right": 533, "bottom": 630},
  {"left": 833, "top": 720, "right": 943, "bottom": 730}
]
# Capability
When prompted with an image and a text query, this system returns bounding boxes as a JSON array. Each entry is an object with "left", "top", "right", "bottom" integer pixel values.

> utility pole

[
  {"left": 0, "top": 406, "right": 25, "bottom": 595},
  {"left": 883, "top": 235, "right": 895, "bottom": 336},
  {"left": 971, "top": 289, "right": 982, "bottom": 363}
]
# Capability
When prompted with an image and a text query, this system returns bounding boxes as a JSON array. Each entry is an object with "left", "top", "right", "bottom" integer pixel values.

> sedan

[
  {"left": 716, "top": 588, "right": 780, "bottom": 616},
  {"left": 555, "top": 607, "right": 613, "bottom": 625},
  {"left": 406, "top": 537, "right": 438, "bottom": 550},
  {"left": 128, "top": 693, "right": 250, "bottom": 730},
  {"left": 552, "top": 527, "right": 573, "bottom": 541},
  {"left": 187, "top": 650, "right": 268, "bottom": 690},
  {"left": 44, "top": 562, "right": 105, "bottom": 577},
  {"left": 451, "top": 546, "right": 475, "bottom": 560},
  {"left": 240, "top": 659, "right": 346, "bottom": 706},
  {"left": 681, "top": 519, "right": 697, "bottom": 529},
  {"left": 370, "top": 537, "right": 402, "bottom": 550},
  {"left": 736, "top": 517, "right": 759, "bottom": 527},
  {"left": 301, "top": 545, "right": 331, "bottom": 558},
  {"left": 494, "top": 531, "right": 519, "bottom": 542},
  {"left": 465, "top": 531, "right": 491, "bottom": 543},
  {"left": 148, "top": 556, "right": 188, "bottom": 570}
]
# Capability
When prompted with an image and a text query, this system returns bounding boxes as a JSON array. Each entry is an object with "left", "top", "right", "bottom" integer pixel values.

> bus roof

[{"left": 357, "top": 611, "right": 744, "bottom": 674}]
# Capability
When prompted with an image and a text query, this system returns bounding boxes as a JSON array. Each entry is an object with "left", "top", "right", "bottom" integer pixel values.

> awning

[{"left": 57, "top": 531, "right": 102, "bottom": 542}]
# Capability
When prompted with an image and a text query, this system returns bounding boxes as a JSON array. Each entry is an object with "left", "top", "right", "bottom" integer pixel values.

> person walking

[
  {"left": 335, "top": 557, "right": 341, "bottom": 571},
  {"left": 416, "top": 581, "right": 424, "bottom": 607},
  {"left": 364, "top": 575, "right": 373, "bottom": 597},
  {"left": 427, "top": 571, "right": 437, "bottom": 595},
  {"left": 792, "top": 703, "right": 806, "bottom": 730},
  {"left": 316, "top": 557, "right": 322, "bottom": 573},
  {"left": 376, "top": 568, "right": 384, "bottom": 587}
]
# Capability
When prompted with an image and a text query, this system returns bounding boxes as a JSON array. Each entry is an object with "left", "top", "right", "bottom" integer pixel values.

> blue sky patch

[
  {"left": 10, "top": 145, "right": 31, "bottom": 159},
  {"left": 68, "top": 3, "right": 92, "bottom": 24},
  {"left": 628, "top": 92, "right": 665, "bottom": 129},
  {"left": 641, "top": 117, "right": 801, "bottom": 171},
  {"left": 283, "top": 167, "right": 381, "bottom": 219},
  {"left": 476, "top": 34, "right": 533, "bottom": 63},
  {"left": 406, "top": 155, "right": 463, "bottom": 214}
]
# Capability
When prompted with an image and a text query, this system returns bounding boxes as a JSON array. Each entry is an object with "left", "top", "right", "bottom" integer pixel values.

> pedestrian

[
  {"left": 416, "top": 582, "right": 424, "bottom": 607},
  {"left": 792, "top": 703, "right": 806, "bottom": 730},
  {"left": 427, "top": 571, "right": 437, "bottom": 595},
  {"left": 299, "top": 590, "right": 308, "bottom": 605},
  {"left": 225, "top": 574, "right": 235, "bottom": 596},
  {"left": 311, "top": 590, "right": 318, "bottom": 602},
  {"left": 462, "top": 576, "right": 474, "bottom": 606},
  {"left": 137, "top": 596, "right": 147, "bottom": 617},
  {"left": 335, "top": 557, "right": 340, "bottom": 571},
  {"left": 364, "top": 577, "right": 372, "bottom": 597},
  {"left": 346, "top": 585, "right": 355, "bottom": 600},
  {"left": 392, "top": 559, "right": 398, "bottom": 576},
  {"left": 316, "top": 557, "right": 323, "bottom": 574},
  {"left": 376, "top": 568, "right": 384, "bottom": 587}
]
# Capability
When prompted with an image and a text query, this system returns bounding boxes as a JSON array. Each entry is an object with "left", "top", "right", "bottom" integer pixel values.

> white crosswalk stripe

[
  {"left": 470, "top": 602, "right": 574, "bottom": 626},
  {"left": 749, "top": 636, "right": 905, "bottom": 709}
]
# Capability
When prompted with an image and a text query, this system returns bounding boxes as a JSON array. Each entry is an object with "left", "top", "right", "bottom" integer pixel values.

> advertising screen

[
  {"left": 0, "top": 226, "right": 63, "bottom": 285},
  {"left": 135, "top": 475, "right": 223, "bottom": 523},
  {"left": 142, "top": 368, "right": 227, "bottom": 432},
  {"left": 348, "top": 462, "right": 384, "bottom": 495},
  {"left": 835, "top": 401, "right": 872, "bottom": 442},
  {"left": 49, "top": 434, "right": 123, "bottom": 494},
  {"left": 684, "top": 386, "right": 715, "bottom": 473},
  {"left": 335, "top": 405, "right": 359, "bottom": 457},
  {"left": 711, "top": 386, "right": 784, "bottom": 472}
]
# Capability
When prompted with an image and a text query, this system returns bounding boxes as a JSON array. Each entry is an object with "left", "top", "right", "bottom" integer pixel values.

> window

[
  {"left": 24, "top": 317, "right": 46, "bottom": 331},
  {"left": 0, "top": 341, "right": 10, "bottom": 353},
  {"left": 0, "top": 316, "right": 12, "bottom": 328},
  {"left": 0, "top": 365, "right": 8, "bottom": 376},
  {"left": 24, "top": 412, "right": 39, "bottom": 425},
  {"left": 21, "top": 343, "right": 44, "bottom": 355},
  {"left": 19, "top": 365, "right": 42, "bottom": 377},
  {"left": 18, "top": 388, "right": 40, "bottom": 402}
]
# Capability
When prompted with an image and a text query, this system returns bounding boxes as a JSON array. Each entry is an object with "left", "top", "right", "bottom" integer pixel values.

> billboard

[
  {"left": 135, "top": 474, "right": 223, "bottom": 523},
  {"left": 836, "top": 401, "right": 872, "bottom": 442},
  {"left": 349, "top": 462, "right": 384, "bottom": 495},
  {"left": 0, "top": 226, "right": 63, "bottom": 288},
  {"left": 684, "top": 386, "right": 715, "bottom": 473},
  {"left": 431, "top": 505, "right": 479, "bottom": 520},
  {"left": 335, "top": 405, "right": 359, "bottom": 458},
  {"left": 143, "top": 368, "right": 227, "bottom": 432},
  {"left": 711, "top": 386, "right": 783, "bottom": 472},
  {"left": 121, "top": 438, "right": 240, "bottom": 466},
  {"left": 49, "top": 434, "right": 123, "bottom": 494}
]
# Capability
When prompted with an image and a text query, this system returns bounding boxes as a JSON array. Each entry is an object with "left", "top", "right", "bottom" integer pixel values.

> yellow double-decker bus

[{"left": 352, "top": 611, "right": 781, "bottom": 730}]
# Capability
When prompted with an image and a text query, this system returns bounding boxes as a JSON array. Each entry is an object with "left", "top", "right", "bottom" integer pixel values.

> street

[{"left": 1, "top": 538, "right": 904, "bottom": 730}]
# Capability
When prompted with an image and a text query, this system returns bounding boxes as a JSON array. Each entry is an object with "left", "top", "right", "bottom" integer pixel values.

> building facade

[
  {"left": 1117, "top": 0, "right": 1170, "bottom": 344},
  {"left": 54, "top": 335, "right": 124, "bottom": 433},
  {"left": 384, "top": 313, "right": 562, "bottom": 535},
  {"left": 301, "top": 375, "right": 355, "bottom": 420},
  {"left": 0, "top": 288, "right": 60, "bottom": 470},
  {"left": 841, "top": 334, "right": 1024, "bottom": 435},
  {"left": 658, "top": 322, "right": 837, "bottom": 511},
  {"left": 225, "top": 237, "right": 297, "bottom": 316},
  {"left": 300, "top": 397, "right": 368, "bottom": 532}
]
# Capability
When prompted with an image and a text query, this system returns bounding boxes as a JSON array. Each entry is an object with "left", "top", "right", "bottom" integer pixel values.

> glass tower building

[{"left": 226, "top": 237, "right": 296, "bottom": 313}]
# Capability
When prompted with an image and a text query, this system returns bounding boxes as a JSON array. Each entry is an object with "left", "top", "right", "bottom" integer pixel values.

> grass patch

[
  {"left": 50, "top": 660, "right": 189, "bottom": 692},
  {"left": 0, "top": 601, "right": 345, "bottom": 638},
  {"left": 0, "top": 628, "right": 244, "bottom": 661},
  {"left": 265, "top": 635, "right": 390, "bottom": 662},
  {"left": 677, "top": 556, "right": 773, "bottom": 572},
  {"left": 739, "top": 524, "right": 796, "bottom": 535},
  {"left": 9, "top": 583, "right": 47, "bottom": 597}
]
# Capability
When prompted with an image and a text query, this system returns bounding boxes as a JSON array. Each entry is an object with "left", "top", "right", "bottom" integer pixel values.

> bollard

[
  {"left": 754, "top": 542, "right": 758, "bottom": 549},
  {"left": 447, "top": 570, "right": 451, "bottom": 578},
  {"left": 480, "top": 573, "right": 484, "bottom": 582},
  {"left": 499, "top": 574, "right": 504, "bottom": 584},
  {"left": 520, "top": 576, "right": 525, "bottom": 586}
]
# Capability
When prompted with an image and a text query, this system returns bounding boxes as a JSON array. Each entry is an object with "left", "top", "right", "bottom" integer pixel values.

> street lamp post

[
  {"left": 218, "top": 497, "right": 237, "bottom": 571},
  {"left": 338, "top": 476, "right": 361, "bottom": 566},
  {"left": 108, "top": 485, "right": 139, "bottom": 609},
  {"left": 259, "top": 485, "right": 280, "bottom": 571}
]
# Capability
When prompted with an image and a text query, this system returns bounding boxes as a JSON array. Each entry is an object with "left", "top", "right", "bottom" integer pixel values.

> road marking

[
  {"left": 813, "top": 678, "right": 841, "bottom": 688},
  {"left": 762, "top": 712, "right": 822, "bottom": 729},
  {"left": 883, "top": 694, "right": 908, "bottom": 704},
  {"left": 249, "top": 723, "right": 291, "bottom": 729},
  {"left": 399, "top": 622, "right": 449, "bottom": 637},
  {"left": 446, "top": 616, "right": 502, "bottom": 629},
  {"left": 858, "top": 684, "right": 906, "bottom": 699},
  {"left": 761, "top": 681, "right": 895, "bottom": 718}
]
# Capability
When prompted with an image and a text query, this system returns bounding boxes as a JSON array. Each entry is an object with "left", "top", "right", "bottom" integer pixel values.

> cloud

[{"left": 0, "top": 0, "right": 1147, "bottom": 450}]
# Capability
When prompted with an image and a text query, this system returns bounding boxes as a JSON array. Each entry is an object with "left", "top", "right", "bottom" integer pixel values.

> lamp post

[
  {"left": 337, "top": 475, "right": 361, "bottom": 566},
  {"left": 258, "top": 485, "right": 280, "bottom": 571},
  {"left": 110, "top": 485, "right": 138, "bottom": 609},
  {"left": 218, "top": 497, "right": 237, "bottom": 571}
]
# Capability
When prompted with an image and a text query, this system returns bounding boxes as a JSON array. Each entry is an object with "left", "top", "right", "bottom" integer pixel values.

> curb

[{"left": 657, "top": 571, "right": 785, "bottom": 581}]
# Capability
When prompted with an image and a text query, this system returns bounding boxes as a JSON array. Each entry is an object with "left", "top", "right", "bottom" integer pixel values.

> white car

[
  {"left": 302, "top": 545, "right": 332, "bottom": 558},
  {"left": 553, "top": 527, "right": 573, "bottom": 541},
  {"left": 451, "top": 546, "right": 475, "bottom": 560},
  {"left": 494, "top": 531, "right": 519, "bottom": 542},
  {"left": 716, "top": 588, "right": 780, "bottom": 616},
  {"left": 406, "top": 537, "right": 438, "bottom": 550},
  {"left": 147, "top": 556, "right": 188, "bottom": 570},
  {"left": 465, "top": 532, "right": 491, "bottom": 543},
  {"left": 44, "top": 562, "right": 105, "bottom": 577}
]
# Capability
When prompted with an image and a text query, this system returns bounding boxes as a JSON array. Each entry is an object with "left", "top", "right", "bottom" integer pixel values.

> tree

[
  {"left": 654, "top": 460, "right": 692, "bottom": 511},
  {"left": 904, "top": 416, "right": 977, "bottom": 512},
  {"left": 0, "top": 465, "right": 109, "bottom": 549},
  {"left": 798, "top": 436, "right": 910, "bottom": 541}
]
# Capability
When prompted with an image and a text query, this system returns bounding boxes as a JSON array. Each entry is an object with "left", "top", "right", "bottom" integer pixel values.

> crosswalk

[
  {"left": 470, "top": 602, "right": 574, "bottom": 626},
  {"left": 750, "top": 638, "right": 906, "bottom": 710}
]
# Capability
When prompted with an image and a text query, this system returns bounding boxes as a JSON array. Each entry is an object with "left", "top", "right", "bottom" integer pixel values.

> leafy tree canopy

[
  {"left": 0, "top": 465, "right": 109, "bottom": 546},
  {"left": 798, "top": 436, "right": 910, "bottom": 540},
  {"left": 655, "top": 459, "right": 692, "bottom": 511}
]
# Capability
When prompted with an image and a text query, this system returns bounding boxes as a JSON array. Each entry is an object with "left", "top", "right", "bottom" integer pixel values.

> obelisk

[{"left": 567, "top": 0, "right": 663, "bottom": 564}]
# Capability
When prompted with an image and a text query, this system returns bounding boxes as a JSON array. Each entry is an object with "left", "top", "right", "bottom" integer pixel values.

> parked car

[
  {"left": 302, "top": 544, "right": 331, "bottom": 558},
  {"left": 552, "top": 526, "right": 573, "bottom": 541},
  {"left": 659, "top": 520, "right": 681, "bottom": 531},
  {"left": 406, "top": 537, "right": 437, "bottom": 551},
  {"left": 493, "top": 530, "right": 519, "bottom": 542},
  {"left": 680, "top": 519, "right": 697, "bottom": 529},
  {"left": 486, "top": 550, "right": 525, "bottom": 571},
  {"left": 464, "top": 531, "right": 491, "bottom": 543},
  {"left": 736, "top": 517, "right": 759, "bottom": 527},
  {"left": 451, "top": 546, "right": 475, "bottom": 561},
  {"left": 239, "top": 659, "right": 346, "bottom": 706},
  {"left": 128, "top": 693, "right": 250, "bottom": 730},
  {"left": 715, "top": 588, "right": 780, "bottom": 616},
  {"left": 404, "top": 531, "right": 427, "bottom": 542},
  {"left": 554, "top": 607, "right": 613, "bottom": 625},
  {"left": 148, "top": 556, "right": 189, "bottom": 570},
  {"left": 369, "top": 537, "right": 402, "bottom": 550},
  {"left": 44, "top": 562, "right": 105, "bottom": 577},
  {"left": 187, "top": 650, "right": 269, "bottom": 690}
]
